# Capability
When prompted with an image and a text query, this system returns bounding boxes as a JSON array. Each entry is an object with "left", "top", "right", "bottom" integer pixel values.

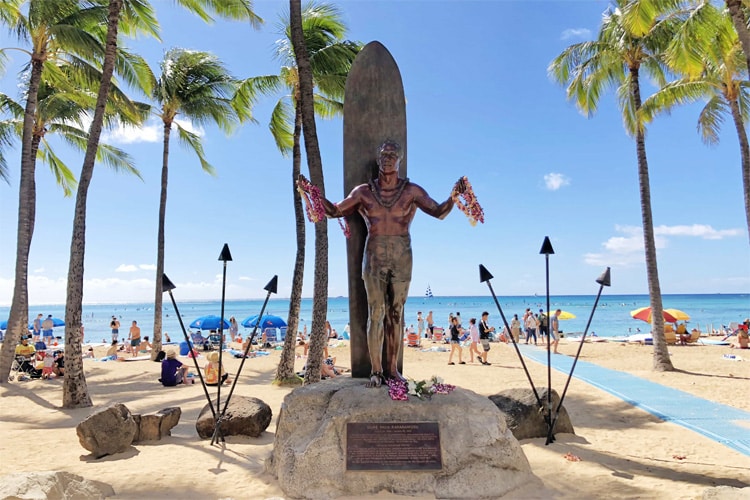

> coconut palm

[
  {"left": 549, "top": 0, "right": 678, "bottom": 371},
  {"left": 0, "top": 0, "right": 154, "bottom": 387},
  {"left": 237, "top": 2, "right": 359, "bottom": 385},
  {"left": 149, "top": 48, "right": 254, "bottom": 359},
  {"left": 642, "top": 3, "right": 750, "bottom": 244}
]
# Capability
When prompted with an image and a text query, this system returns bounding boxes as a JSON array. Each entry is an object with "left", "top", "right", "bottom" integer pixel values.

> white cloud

[
  {"left": 139, "top": 264, "right": 156, "bottom": 271},
  {"left": 101, "top": 118, "right": 205, "bottom": 145},
  {"left": 584, "top": 223, "right": 742, "bottom": 267},
  {"left": 116, "top": 264, "right": 138, "bottom": 272},
  {"left": 238, "top": 276, "right": 254, "bottom": 281},
  {"left": 544, "top": 172, "right": 570, "bottom": 191},
  {"left": 561, "top": 28, "right": 591, "bottom": 40},
  {"left": 33, "top": 268, "right": 45, "bottom": 274}
]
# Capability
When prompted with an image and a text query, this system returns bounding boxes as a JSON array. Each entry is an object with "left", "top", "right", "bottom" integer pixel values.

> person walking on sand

[
  {"left": 41, "top": 315, "right": 54, "bottom": 346},
  {"left": 447, "top": 316, "right": 464, "bottom": 365},
  {"left": 128, "top": 320, "right": 141, "bottom": 356},
  {"left": 417, "top": 311, "right": 425, "bottom": 339},
  {"left": 538, "top": 309, "right": 549, "bottom": 341},
  {"left": 551, "top": 309, "right": 561, "bottom": 354},
  {"left": 32, "top": 314, "right": 42, "bottom": 343},
  {"left": 467, "top": 317, "right": 481, "bottom": 363},
  {"left": 478, "top": 311, "right": 495, "bottom": 365},
  {"left": 510, "top": 314, "right": 522, "bottom": 343},
  {"left": 300, "top": 139, "right": 466, "bottom": 387},
  {"left": 229, "top": 316, "right": 239, "bottom": 343}
]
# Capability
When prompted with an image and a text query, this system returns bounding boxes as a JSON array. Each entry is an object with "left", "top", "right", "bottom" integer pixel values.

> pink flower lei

[
  {"left": 297, "top": 178, "right": 350, "bottom": 238},
  {"left": 452, "top": 176, "right": 484, "bottom": 226}
]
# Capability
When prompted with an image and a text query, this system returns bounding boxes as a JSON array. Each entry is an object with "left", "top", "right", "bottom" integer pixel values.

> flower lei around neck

[
  {"left": 452, "top": 176, "right": 484, "bottom": 226},
  {"left": 297, "top": 177, "right": 350, "bottom": 238},
  {"left": 385, "top": 375, "right": 456, "bottom": 401}
]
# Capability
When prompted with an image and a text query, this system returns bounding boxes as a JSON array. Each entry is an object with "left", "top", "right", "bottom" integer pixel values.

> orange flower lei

[{"left": 452, "top": 176, "right": 484, "bottom": 226}]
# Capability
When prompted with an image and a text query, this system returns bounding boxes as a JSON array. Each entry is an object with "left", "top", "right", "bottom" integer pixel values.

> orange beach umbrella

[{"left": 630, "top": 307, "right": 690, "bottom": 323}]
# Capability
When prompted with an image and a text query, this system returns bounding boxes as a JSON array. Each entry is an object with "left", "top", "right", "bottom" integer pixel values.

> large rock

[
  {"left": 196, "top": 395, "right": 272, "bottom": 439},
  {"left": 133, "top": 407, "right": 182, "bottom": 442},
  {"left": 488, "top": 387, "right": 574, "bottom": 440},
  {"left": 266, "top": 377, "right": 540, "bottom": 499},
  {"left": 0, "top": 471, "right": 115, "bottom": 499},
  {"left": 76, "top": 403, "right": 137, "bottom": 458}
]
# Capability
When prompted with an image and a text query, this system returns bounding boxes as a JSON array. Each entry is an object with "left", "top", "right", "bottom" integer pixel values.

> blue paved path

[{"left": 516, "top": 344, "right": 750, "bottom": 457}]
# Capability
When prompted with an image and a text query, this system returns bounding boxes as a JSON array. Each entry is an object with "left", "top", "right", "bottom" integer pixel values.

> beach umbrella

[
  {"left": 46, "top": 317, "right": 65, "bottom": 327},
  {"left": 0, "top": 320, "right": 34, "bottom": 330},
  {"left": 189, "top": 315, "right": 230, "bottom": 330},
  {"left": 241, "top": 314, "right": 287, "bottom": 329},
  {"left": 545, "top": 310, "right": 576, "bottom": 320},
  {"left": 630, "top": 307, "right": 689, "bottom": 323}
]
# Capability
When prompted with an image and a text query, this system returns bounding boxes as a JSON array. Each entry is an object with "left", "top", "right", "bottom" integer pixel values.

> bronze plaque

[{"left": 346, "top": 422, "right": 442, "bottom": 471}]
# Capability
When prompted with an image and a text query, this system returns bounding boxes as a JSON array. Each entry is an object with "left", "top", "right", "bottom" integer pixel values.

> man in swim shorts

[{"left": 302, "top": 139, "right": 465, "bottom": 387}]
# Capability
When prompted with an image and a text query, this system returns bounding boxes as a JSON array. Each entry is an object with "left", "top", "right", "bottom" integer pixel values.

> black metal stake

[
  {"left": 210, "top": 275, "right": 278, "bottom": 446},
  {"left": 545, "top": 267, "right": 610, "bottom": 445},
  {"left": 162, "top": 273, "right": 216, "bottom": 418},
  {"left": 213, "top": 244, "right": 232, "bottom": 445},
  {"left": 479, "top": 265, "right": 544, "bottom": 410},
  {"left": 540, "top": 237, "right": 555, "bottom": 433}
]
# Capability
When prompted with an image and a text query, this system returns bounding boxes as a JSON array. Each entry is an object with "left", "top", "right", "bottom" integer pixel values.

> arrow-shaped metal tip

[
  {"left": 264, "top": 275, "right": 278, "bottom": 294},
  {"left": 539, "top": 236, "right": 555, "bottom": 255},
  {"left": 218, "top": 243, "right": 233, "bottom": 262},
  {"left": 479, "top": 264, "right": 494, "bottom": 283},
  {"left": 161, "top": 273, "right": 176, "bottom": 292},
  {"left": 595, "top": 267, "right": 611, "bottom": 287}
]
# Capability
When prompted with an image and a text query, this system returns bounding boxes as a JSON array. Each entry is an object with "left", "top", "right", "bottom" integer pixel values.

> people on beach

[
  {"left": 524, "top": 311, "right": 537, "bottom": 345},
  {"left": 204, "top": 351, "right": 230, "bottom": 386},
  {"left": 110, "top": 316, "right": 120, "bottom": 343},
  {"left": 301, "top": 138, "right": 467, "bottom": 387},
  {"left": 53, "top": 351, "right": 65, "bottom": 376},
  {"left": 14, "top": 336, "right": 41, "bottom": 377},
  {"left": 447, "top": 316, "right": 464, "bottom": 365},
  {"left": 510, "top": 314, "right": 522, "bottom": 343},
  {"left": 729, "top": 319, "right": 749, "bottom": 349},
  {"left": 32, "top": 313, "right": 42, "bottom": 342},
  {"left": 417, "top": 312, "right": 424, "bottom": 339},
  {"left": 160, "top": 351, "right": 190, "bottom": 386},
  {"left": 128, "top": 320, "right": 141, "bottom": 356},
  {"left": 41, "top": 315, "right": 54, "bottom": 346},
  {"left": 426, "top": 311, "right": 434, "bottom": 340},
  {"left": 478, "top": 311, "right": 495, "bottom": 365},
  {"left": 41, "top": 351, "right": 55, "bottom": 379},
  {"left": 551, "top": 310, "right": 561, "bottom": 354},
  {"left": 138, "top": 336, "right": 153, "bottom": 354},
  {"left": 229, "top": 316, "right": 239, "bottom": 343},
  {"left": 467, "top": 318, "right": 481, "bottom": 363}
]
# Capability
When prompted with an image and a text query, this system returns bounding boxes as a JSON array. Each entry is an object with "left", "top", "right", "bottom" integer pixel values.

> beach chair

[
  {"left": 406, "top": 331, "right": 420, "bottom": 347},
  {"left": 432, "top": 327, "right": 445, "bottom": 343},
  {"left": 664, "top": 329, "right": 677, "bottom": 345},
  {"left": 9, "top": 354, "right": 42, "bottom": 381},
  {"left": 279, "top": 327, "right": 287, "bottom": 342}
]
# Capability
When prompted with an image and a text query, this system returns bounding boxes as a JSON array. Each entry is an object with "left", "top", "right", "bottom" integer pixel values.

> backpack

[{"left": 539, "top": 314, "right": 548, "bottom": 327}]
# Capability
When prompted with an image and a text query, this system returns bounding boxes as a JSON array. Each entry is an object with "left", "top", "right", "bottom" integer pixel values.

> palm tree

[
  {"left": 288, "top": 0, "right": 329, "bottom": 384},
  {"left": 149, "top": 48, "right": 253, "bottom": 359},
  {"left": 237, "top": 2, "right": 359, "bottom": 385},
  {"left": 0, "top": 0, "right": 152, "bottom": 385},
  {"left": 642, "top": 3, "right": 750, "bottom": 244},
  {"left": 63, "top": 0, "right": 261, "bottom": 407},
  {"left": 549, "top": 0, "right": 677, "bottom": 371}
]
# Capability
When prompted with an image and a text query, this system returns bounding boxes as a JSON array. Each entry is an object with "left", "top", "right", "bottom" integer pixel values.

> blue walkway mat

[{"left": 516, "top": 344, "right": 750, "bottom": 457}]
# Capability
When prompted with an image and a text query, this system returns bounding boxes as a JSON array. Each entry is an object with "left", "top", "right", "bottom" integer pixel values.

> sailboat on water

[{"left": 425, "top": 284, "right": 433, "bottom": 299}]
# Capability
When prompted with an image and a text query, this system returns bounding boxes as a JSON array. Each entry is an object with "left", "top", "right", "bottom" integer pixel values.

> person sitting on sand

[
  {"left": 204, "top": 351, "right": 230, "bottom": 386},
  {"left": 53, "top": 351, "right": 65, "bottom": 376},
  {"left": 160, "top": 350, "right": 190, "bottom": 386},
  {"left": 138, "top": 336, "right": 153, "bottom": 354},
  {"left": 676, "top": 322, "right": 690, "bottom": 345},
  {"left": 729, "top": 320, "right": 749, "bottom": 349}
]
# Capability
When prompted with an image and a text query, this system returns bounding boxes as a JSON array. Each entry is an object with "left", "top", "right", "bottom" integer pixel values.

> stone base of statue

[{"left": 265, "top": 377, "right": 540, "bottom": 499}]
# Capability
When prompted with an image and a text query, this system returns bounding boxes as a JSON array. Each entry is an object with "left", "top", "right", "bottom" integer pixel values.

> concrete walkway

[{"left": 516, "top": 344, "right": 750, "bottom": 457}]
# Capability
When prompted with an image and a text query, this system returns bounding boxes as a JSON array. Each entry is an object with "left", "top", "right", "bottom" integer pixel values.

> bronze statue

[{"left": 300, "top": 139, "right": 465, "bottom": 387}]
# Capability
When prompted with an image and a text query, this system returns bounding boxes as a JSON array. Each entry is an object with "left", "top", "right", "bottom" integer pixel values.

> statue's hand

[
  {"left": 297, "top": 174, "right": 310, "bottom": 190},
  {"left": 453, "top": 177, "right": 467, "bottom": 196}
]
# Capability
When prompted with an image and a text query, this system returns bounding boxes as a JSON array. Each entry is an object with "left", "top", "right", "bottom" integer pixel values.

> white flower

[{"left": 407, "top": 380, "right": 418, "bottom": 395}]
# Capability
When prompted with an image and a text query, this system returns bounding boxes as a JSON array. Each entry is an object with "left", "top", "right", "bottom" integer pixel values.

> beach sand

[{"left": 1, "top": 338, "right": 748, "bottom": 499}]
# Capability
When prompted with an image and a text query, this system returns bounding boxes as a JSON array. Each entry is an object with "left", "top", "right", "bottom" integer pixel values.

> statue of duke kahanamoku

[{"left": 300, "top": 139, "right": 465, "bottom": 388}]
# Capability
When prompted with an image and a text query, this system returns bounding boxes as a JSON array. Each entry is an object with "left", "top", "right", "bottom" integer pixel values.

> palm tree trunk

[
  {"left": 631, "top": 67, "right": 673, "bottom": 371},
  {"left": 290, "top": 0, "right": 328, "bottom": 384},
  {"left": 152, "top": 122, "right": 171, "bottom": 359},
  {"left": 63, "top": 0, "right": 123, "bottom": 408},
  {"left": 275, "top": 105, "right": 305, "bottom": 385},
  {"left": 0, "top": 56, "right": 44, "bottom": 384},
  {"left": 727, "top": 94, "right": 750, "bottom": 245}
]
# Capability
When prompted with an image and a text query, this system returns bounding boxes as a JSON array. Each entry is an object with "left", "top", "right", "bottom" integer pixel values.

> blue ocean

[{"left": 1, "top": 294, "right": 748, "bottom": 343}]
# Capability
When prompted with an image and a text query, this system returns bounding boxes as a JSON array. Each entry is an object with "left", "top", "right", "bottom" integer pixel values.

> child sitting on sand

[{"left": 204, "top": 351, "right": 230, "bottom": 386}]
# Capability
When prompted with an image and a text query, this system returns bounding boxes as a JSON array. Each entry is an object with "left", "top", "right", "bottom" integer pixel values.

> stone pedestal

[{"left": 266, "top": 377, "right": 540, "bottom": 499}]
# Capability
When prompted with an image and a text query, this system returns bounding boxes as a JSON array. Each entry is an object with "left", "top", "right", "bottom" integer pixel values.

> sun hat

[{"left": 166, "top": 350, "right": 176, "bottom": 359}]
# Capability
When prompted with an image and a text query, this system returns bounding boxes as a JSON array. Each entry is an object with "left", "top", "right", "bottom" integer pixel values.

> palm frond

[
  {"left": 697, "top": 94, "right": 727, "bottom": 145},
  {"left": 38, "top": 140, "right": 77, "bottom": 196},
  {"left": 174, "top": 121, "right": 216, "bottom": 175},
  {"left": 173, "top": 0, "right": 263, "bottom": 28}
]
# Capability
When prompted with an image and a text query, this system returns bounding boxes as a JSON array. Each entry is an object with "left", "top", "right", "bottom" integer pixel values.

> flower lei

[
  {"left": 452, "top": 176, "right": 484, "bottom": 226},
  {"left": 297, "top": 178, "right": 350, "bottom": 238},
  {"left": 386, "top": 375, "right": 455, "bottom": 401}
]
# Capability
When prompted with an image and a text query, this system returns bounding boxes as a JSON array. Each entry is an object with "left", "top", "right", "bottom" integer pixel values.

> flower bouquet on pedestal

[{"left": 386, "top": 375, "right": 456, "bottom": 401}]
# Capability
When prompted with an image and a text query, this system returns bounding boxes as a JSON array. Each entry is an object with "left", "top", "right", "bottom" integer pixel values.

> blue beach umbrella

[
  {"left": 0, "top": 320, "right": 34, "bottom": 330},
  {"left": 189, "top": 315, "right": 230, "bottom": 330},
  {"left": 46, "top": 317, "right": 65, "bottom": 327},
  {"left": 241, "top": 314, "right": 287, "bottom": 329}
]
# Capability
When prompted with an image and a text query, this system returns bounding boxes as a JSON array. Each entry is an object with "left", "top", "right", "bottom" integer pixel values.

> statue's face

[{"left": 377, "top": 144, "right": 401, "bottom": 174}]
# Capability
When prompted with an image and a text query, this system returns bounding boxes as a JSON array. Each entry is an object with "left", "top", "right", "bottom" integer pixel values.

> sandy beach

[{"left": 1, "top": 337, "right": 748, "bottom": 499}]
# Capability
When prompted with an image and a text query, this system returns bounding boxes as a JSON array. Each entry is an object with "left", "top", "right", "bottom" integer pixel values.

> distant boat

[{"left": 425, "top": 284, "right": 433, "bottom": 299}]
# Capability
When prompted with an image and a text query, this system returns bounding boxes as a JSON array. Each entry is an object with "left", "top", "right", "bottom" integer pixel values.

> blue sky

[{"left": 1, "top": 0, "right": 748, "bottom": 306}]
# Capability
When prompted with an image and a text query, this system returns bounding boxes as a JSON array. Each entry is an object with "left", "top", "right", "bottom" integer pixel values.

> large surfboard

[{"left": 343, "top": 41, "right": 407, "bottom": 378}]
